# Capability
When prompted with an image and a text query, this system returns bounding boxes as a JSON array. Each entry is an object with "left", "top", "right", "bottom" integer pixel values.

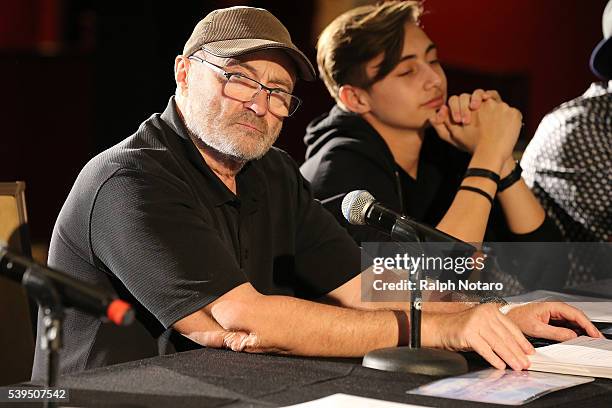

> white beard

[{"left": 182, "top": 96, "right": 280, "bottom": 162}]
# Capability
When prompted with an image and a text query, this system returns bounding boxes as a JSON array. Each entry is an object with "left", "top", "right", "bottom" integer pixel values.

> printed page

[{"left": 407, "top": 369, "right": 593, "bottom": 405}]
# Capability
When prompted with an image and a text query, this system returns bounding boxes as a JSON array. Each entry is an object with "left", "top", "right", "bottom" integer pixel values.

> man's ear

[
  {"left": 338, "top": 85, "right": 371, "bottom": 114},
  {"left": 175, "top": 55, "right": 189, "bottom": 95}
]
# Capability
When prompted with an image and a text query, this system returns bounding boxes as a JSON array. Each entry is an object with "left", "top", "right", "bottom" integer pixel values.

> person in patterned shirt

[{"left": 521, "top": 0, "right": 611, "bottom": 286}]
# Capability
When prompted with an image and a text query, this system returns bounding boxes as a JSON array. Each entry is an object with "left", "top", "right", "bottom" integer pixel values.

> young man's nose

[{"left": 423, "top": 65, "right": 443, "bottom": 90}]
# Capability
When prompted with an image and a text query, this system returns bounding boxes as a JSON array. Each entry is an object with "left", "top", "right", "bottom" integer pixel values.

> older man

[{"left": 32, "top": 6, "right": 600, "bottom": 381}]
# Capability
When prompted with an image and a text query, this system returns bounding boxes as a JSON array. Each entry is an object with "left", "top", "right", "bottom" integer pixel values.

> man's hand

[
  {"left": 424, "top": 303, "right": 535, "bottom": 371},
  {"left": 184, "top": 329, "right": 260, "bottom": 352},
  {"left": 506, "top": 302, "right": 603, "bottom": 341}
]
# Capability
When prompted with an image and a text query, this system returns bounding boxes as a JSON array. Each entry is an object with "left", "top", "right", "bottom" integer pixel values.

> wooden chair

[{"left": 0, "top": 181, "right": 35, "bottom": 385}]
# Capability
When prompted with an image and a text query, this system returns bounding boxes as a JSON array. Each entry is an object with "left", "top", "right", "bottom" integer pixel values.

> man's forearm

[
  {"left": 210, "top": 294, "right": 403, "bottom": 357},
  {"left": 324, "top": 271, "right": 476, "bottom": 315},
  {"left": 423, "top": 302, "right": 475, "bottom": 313},
  {"left": 350, "top": 299, "right": 474, "bottom": 314}
]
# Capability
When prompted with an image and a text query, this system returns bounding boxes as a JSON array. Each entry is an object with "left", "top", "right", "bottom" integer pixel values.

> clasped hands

[{"left": 429, "top": 89, "right": 522, "bottom": 176}]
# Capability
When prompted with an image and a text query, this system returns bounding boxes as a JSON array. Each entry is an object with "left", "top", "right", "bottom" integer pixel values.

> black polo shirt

[{"left": 31, "top": 97, "right": 361, "bottom": 381}]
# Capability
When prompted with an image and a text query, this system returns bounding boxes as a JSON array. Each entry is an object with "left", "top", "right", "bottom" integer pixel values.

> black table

[{"left": 16, "top": 347, "right": 612, "bottom": 407}]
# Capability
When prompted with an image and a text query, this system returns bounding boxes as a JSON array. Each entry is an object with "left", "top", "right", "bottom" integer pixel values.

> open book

[{"left": 528, "top": 336, "right": 612, "bottom": 379}]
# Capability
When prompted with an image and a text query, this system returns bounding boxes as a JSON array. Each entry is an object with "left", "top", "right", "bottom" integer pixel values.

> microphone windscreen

[{"left": 342, "top": 190, "right": 375, "bottom": 225}]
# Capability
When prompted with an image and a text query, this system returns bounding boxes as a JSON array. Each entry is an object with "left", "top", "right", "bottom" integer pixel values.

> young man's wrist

[
  {"left": 470, "top": 145, "right": 505, "bottom": 174},
  {"left": 500, "top": 157, "right": 516, "bottom": 178}
]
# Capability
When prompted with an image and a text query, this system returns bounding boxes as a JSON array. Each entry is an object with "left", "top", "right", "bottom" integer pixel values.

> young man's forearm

[
  {"left": 436, "top": 146, "right": 503, "bottom": 243},
  {"left": 497, "top": 157, "right": 546, "bottom": 234}
]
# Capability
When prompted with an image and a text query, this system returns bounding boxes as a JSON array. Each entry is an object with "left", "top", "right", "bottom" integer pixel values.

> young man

[
  {"left": 300, "top": 1, "right": 562, "bottom": 290},
  {"left": 32, "top": 6, "right": 599, "bottom": 381}
]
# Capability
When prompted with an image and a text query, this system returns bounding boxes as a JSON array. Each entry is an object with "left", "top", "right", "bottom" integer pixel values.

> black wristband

[
  {"left": 458, "top": 185, "right": 494, "bottom": 206},
  {"left": 464, "top": 168, "right": 501, "bottom": 184},
  {"left": 499, "top": 161, "right": 523, "bottom": 192}
]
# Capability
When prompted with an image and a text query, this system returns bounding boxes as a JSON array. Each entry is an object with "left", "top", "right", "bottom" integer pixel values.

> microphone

[
  {"left": 0, "top": 246, "right": 134, "bottom": 326},
  {"left": 345, "top": 191, "right": 471, "bottom": 375},
  {"left": 341, "top": 190, "right": 475, "bottom": 249}
]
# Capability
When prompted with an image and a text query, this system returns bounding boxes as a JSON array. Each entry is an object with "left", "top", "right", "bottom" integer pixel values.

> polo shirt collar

[
  {"left": 584, "top": 80, "right": 612, "bottom": 98},
  {"left": 160, "top": 97, "right": 262, "bottom": 212}
]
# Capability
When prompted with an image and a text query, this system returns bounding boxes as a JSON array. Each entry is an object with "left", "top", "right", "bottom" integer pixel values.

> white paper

[
  {"left": 529, "top": 336, "right": 612, "bottom": 367},
  {"left": 566, "top": 302, "right": 612, "bottom": 323},
  {"left": 283, "top": 394, "right": 431, "bottom": 408},
  {"left": 505, "top": 290, "right": 612, "bottom": 323}
]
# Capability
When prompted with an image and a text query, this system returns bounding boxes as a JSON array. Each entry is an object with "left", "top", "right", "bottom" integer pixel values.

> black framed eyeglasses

[{"left": 188, "top": 55, "right": 302, "bottom": 118}]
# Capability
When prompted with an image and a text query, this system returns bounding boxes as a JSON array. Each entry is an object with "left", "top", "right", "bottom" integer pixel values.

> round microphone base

[{"left": 362, "top": 347, "right": 468, "bottom": 376}]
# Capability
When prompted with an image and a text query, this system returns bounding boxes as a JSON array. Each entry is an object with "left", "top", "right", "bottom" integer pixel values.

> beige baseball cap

[{"left": 183, "top": 6, "right": 316, "bottom": 81}]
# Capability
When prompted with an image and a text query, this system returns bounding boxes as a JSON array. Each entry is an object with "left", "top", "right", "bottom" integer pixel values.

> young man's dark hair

[{"left": 317, "top": 1, "right": 422, "bottom": 100}]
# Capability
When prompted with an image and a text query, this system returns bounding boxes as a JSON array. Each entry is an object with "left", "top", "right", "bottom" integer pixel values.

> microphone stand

[
  {"left": 409, "top": 261, "right": 421, "bottom": 349},
  {"left": 21, "top": 265, "right": 63, "bottom": 408},
  {"left": 362, "top": 225, "right": 469, "bottom": 376},
  {"left": 1, "top": 246, "right": 134, "bottom": 406}
]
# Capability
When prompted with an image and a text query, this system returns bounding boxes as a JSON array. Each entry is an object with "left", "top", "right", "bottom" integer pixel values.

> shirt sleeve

[
  {"left": 486, "top": 200, "right": 563, "bottom": 242},
  {"left": 90, "top": 168, "right": 247, "bottom": 329},
  {"left": 485, "top": 191, "right": 567, "bottom": 291},
  {"left": 280, "top": 154, "right": 363, "bottom": 299},
  {"left": 301, "top": 145, "right": 399, "bottom": 244}
]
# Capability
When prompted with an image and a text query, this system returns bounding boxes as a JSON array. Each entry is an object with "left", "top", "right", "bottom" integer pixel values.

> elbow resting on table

[{"left": 173, "top": 289, "right": 290, "bottom": 355}]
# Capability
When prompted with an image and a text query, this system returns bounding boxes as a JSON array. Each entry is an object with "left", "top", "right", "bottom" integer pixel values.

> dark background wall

[{"left": 0, "top": 0, "right": 607, "bottom": 253}]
